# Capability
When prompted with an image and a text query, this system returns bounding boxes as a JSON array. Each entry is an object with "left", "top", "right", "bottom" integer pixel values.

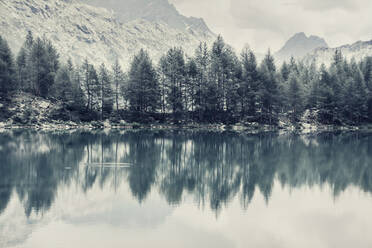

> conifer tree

[
  {"left": 240, "top": 46, "right": 260, "bottom": 120},
  {"left": 159, "top": 47, "right": 186, "bottom": 122},
  {"left": 99, "top": 63, "right": 113, "bottom": 120},
  {"left": 317, "top": 64, "right": 336, "bottom": 123},
  {"left": 112, "top": 59, "right": 125, "bottom": 112},
  {"left": 69, "top": 62, "right": 86, "bottom": 112},
  {"left": 346, "top": 60, "right": 367, "bottom": 124},
  {"left": 210, "top": 35, "right": 226, "bottom": 114},
  {"left": 287, "top": 72, "right": 304, "bottom": 123},
  {"left": 193, "top": 42, "right": 209, "bottom": 121},
  {"left": 16, "top": 31, "right": 34, "bottom": 92},
  {"left": 82, "top": 59, "right": 100, "bottom": 114},
  {"left": 280, "top": 61, "right": 290, "bottom": 82},
  {"left": 185, "top": 58, "right": 198, "bottom": 119},
  {"left": 259, "top": 50, "right": 280, "bottom": 125},
  {"left": 126, "top": 49, "right": 160, "bottom": 119},
  {"left": 329, "top": 50, "right": 347, "bottom": 123},
  {"left": 16, "top": 47, "right": 27, "bottom": 91},
  {"left": 209, "top": 35, "right": 240, "bottom": 122},
  {"left": 28, "top": 37, "right": 59, "bottom": 97},
  {"left": 0, "top": 36, "right": 16, "bottom": 95},
  {"left": 360, "top": 57, "right": 372, "bottom": 121}
]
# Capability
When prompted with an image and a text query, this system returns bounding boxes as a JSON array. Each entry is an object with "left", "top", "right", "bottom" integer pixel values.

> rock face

[
  {"left": 83, "top": 0, "right": 212, "bottom": 35},
  {"left": 275, "top": 32, "right": 328, "bottom": 63},
  {"left": 0, "top": 0, "right": 215, "bottom": 68},
  {"left": 304, "top": 40, "right": 372, "bottom": 66}
]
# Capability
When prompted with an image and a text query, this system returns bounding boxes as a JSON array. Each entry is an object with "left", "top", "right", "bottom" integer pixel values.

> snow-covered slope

[
  {"left": 275, "top": 32, "right": 328, "bottom": 63},
  {"left": 304, "top": 40, "right": 372, "bottom": 66},
  {"left": 0, "top": 0, "right": 215, "bottom": 68},
  {"left": 83, "top": 0, "right": 213, "bottom": 35}
]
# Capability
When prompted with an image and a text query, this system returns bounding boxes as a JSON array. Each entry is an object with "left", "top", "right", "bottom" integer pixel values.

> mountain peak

[
  {"left": 293, "top": 32, "right": 306, "bottom": 38},
  {"left": 275, "top": 32, "right": 328, "bottom": 62}
]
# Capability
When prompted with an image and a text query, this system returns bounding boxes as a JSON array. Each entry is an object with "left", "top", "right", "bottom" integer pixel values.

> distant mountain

[
  {"left": 83, "top": 0, "right": 213, "bottom": 35},
  {"left": 304, "top": 40, "right": 372, "bottom": 66},
  {"left": 275, "top": 32, "right": 328, "bottom": 63},
  {"left": 0, "top": 0, "right": 215, "bottom": 68}
]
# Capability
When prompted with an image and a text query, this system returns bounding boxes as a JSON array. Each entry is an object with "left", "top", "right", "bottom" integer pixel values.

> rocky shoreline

[{"left": 1, "top": 93, "right": 371, "bottom": 134}]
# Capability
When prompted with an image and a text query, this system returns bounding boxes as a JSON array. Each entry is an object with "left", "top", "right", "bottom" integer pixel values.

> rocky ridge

[{"left": 0, "top": 0, "right": 215, "bottom": 68}]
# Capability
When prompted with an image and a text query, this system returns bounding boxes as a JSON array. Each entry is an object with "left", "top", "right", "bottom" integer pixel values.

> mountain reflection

[{"left": 0, "top": 130, "right": 372, "bottom": 217}]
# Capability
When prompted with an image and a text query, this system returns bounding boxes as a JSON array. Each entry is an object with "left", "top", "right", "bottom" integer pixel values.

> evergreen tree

[
  {"left": 0, "top": 36, "right": 16, "bottom": 95},
  {"left": 53, "top": 65, "right": 74, "bottom": 105},
  {"left": 159, "top": 47, "right": 186, "bottom": 122},
  {"left": 329, "top": 50, "right": 347, "bottom": 123},
  {"left": 360, "top": 57, "right": 372, "bottom": 121},
  {"left": 82, "top": 59, "right": 100, "bottom": 114},
  {"left": 99, "top": 63, "right": 113, "bottom": 120},
  {"left": 346, "top": 60, "right": 367, "bottom": 124},
  {"left": 224, "top": 48, "right": 241, "bottom": 122},
  {"left": 126, "top": 49, "right": 160, "bottom": 119},
  {"left": 240, "top": 46, "right": 260, "bottom": 120},
  {"left": 112, "top": 59, "right": 125, "bottom": 112},
  {"left": 289, "top": 57, "right": 299, "bottom": 75},
  {"left": 303, "top": 61, "right": 319, "bottom": 110},
  {"left": 43, "top": 38, "right": 59, "bottom": 95},
  {"left": 185, "top": 58, "right": 199, "bottom": 120},
  {"left": 280, "top": 61, "right": 290, "bottom": 82},
  {"left": 210, "top": 35, "right": 226, "bottom": 115},
  {"left": 287, "top": 72, "right": 304, "bottom": 123},
  {"left": 16, "top": 31, "right": 34, "bottom": 92},
  {"left": 28, "top": 37, "right": 59, "bottom": 97},
  {"left": 16, "top": 47, "right": 27, "bottom": 91},
  {"left": 193, "top": 42, "right": 209, "bottom": 122},
  {"left": 317, "top": 64, "right": 337, "bottom": 124},
  {"left": 259, "top": 50, "right": 280, "bottom": 125},
  {"left": 209, "top": 35, "right": 240, "bottom": 122},
  {"left": 69, "top": 62, "right": 86, "bottom": 112}
]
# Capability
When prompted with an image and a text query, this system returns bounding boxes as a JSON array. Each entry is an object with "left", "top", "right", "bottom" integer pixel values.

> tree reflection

[{"left": 0, "top": 130, "right": 372, "bottom": 216}]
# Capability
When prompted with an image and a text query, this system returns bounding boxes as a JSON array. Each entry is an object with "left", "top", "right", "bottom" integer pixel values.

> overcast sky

[{"left": 169, "top": 0, "right": 372, "bottom": 53}]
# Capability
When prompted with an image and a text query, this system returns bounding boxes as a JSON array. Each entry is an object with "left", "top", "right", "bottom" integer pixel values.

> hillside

[{"left": 0, "top": 0, "right": 215, "bottom": 68}]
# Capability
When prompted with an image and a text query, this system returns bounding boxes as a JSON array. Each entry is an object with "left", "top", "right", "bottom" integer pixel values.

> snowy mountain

[
  {"left": 0, "top": 0, "right": 215, "bottom": 68},
  {"left": 275, "top": 32, "right": 372, "bottom": 66},
  {"left": 83, "top": 0, "right": 212, "bottom": 35},
  {"left": 304, "top": 40, "right": 372, "bottom": 66},
  {"left": 275, "top": 32, "right": 328, "bottom": 63}
]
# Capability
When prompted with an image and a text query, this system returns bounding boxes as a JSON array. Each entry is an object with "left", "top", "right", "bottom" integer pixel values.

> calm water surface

[{"left": 1, "top": 130, "right": 372, "bottom": 248}]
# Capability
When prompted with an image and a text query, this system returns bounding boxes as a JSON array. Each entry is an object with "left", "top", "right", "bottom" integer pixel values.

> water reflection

[{"left": 0, "top": 130, "right": 372, "bottom": 218}]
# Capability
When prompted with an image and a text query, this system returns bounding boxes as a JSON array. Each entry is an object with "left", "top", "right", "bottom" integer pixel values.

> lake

[{"left": 1, "top": 130, "right": 372, "bottom": 248}]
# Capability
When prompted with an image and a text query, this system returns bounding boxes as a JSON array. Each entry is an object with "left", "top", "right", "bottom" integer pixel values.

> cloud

[
  {"left": 170, "top": 0, "right": 372, "bottom": 53},
  {"left": 298, "top": 0, "right": 360, "bottom": 11}
]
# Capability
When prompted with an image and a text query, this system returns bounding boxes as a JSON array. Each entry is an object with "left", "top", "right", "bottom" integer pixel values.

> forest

[{"left": 0, "top": 31, "right": 372, "bottom": 126}]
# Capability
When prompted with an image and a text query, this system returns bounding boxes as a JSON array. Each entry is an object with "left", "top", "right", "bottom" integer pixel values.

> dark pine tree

[
  {"left": 240, "top": 46, "right": 260, "bottom": 121},
  {"left": 0, "top": 36, "right": 16, "bottom": 95},
  {"left": 159, "top": 47, "right": 186, "bottom": 122},
  {"left": 259, "top": 50, "right": 280, "bottom": 125},
  {"left": 99, "top": 63, "right": 114, "bottom": 120},
  {"left": 126, "top": 49, "right": 160, "bottom": 122}
]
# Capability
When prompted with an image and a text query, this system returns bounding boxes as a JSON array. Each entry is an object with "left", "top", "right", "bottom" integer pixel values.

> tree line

[{"left": 1, "top": 31, "right": 372, "bottom": 125}]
